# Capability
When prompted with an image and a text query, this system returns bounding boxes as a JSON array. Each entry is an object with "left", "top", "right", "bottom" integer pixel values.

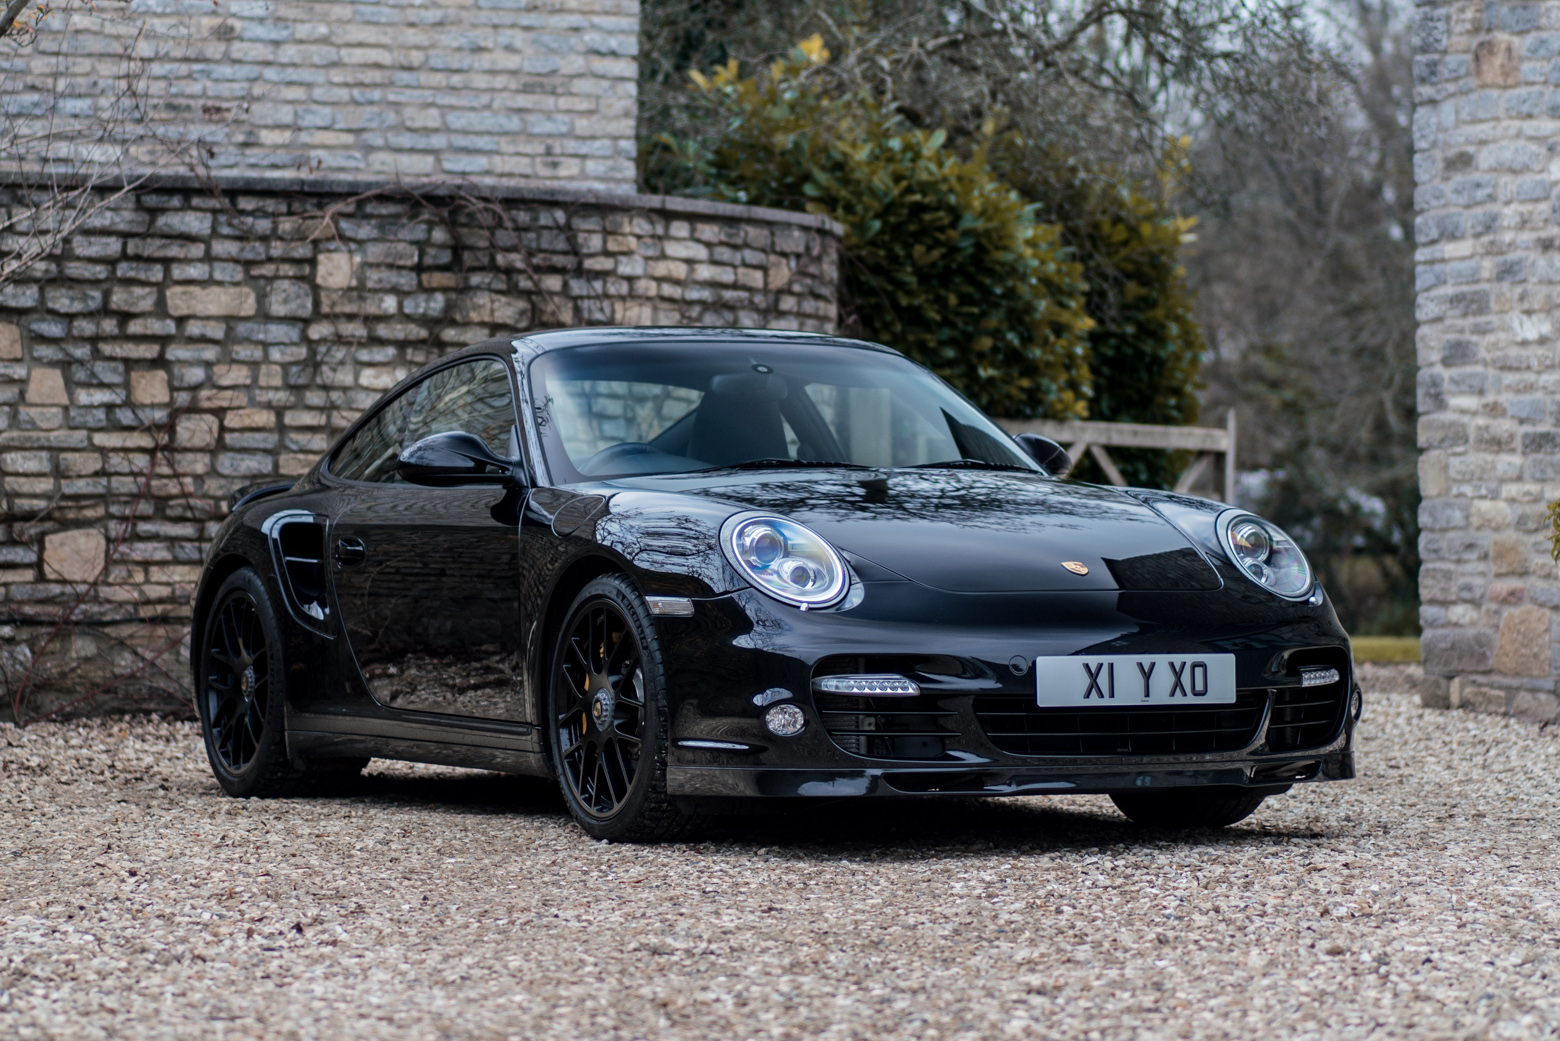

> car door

[{"left": 328, "top": 355, "right": 528, "bottom": 721}]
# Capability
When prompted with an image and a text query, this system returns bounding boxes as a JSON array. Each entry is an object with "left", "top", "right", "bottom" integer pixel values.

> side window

[
  {"left": 330, "top": 384, "right": 419, "bottom": 483},
  {"left": 329, "top": 357, "right": 517, "bottom": 484},
  {"left": 401, "top": 357, "right": 517, "bottom": 455}
]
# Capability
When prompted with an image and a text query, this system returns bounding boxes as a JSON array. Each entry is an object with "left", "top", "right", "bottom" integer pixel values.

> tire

[
  {"left": 547, "top": 574, "right": 700, "bottom": 842},
  {"left": 196, "top": 567, "right": 367, "bottom": 798},
  {"left": 1109, "top": 786, "right": 1271, "bottom": 829}
]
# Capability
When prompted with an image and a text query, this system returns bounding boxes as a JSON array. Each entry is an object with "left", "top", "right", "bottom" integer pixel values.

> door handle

[{"left": 335, "top": 536, "right": 366, "bottom": 568}]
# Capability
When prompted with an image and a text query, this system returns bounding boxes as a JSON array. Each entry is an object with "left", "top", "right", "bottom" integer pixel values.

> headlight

[
  {"left": 721, "top": 513, "right": 848, "bottom": 608},
  {"left": 1217, "top": 510, "right": 1313, "bottom": 600}
]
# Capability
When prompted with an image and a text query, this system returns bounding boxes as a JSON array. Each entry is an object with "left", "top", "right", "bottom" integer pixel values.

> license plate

[{"left": 1033, "top": 653, "right": 1237, "bottom": 707}]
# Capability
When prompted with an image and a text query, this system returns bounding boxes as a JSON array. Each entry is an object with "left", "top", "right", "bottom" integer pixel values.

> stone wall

[
  {"left": 5, "top": 0, "right": 638, "bottom": 190},
  {"left": 1413, "top": 0, "right": 1560, "bottom": 722},
  {"left": 0, "top": 173, "right": 839, "bottom": 716}
]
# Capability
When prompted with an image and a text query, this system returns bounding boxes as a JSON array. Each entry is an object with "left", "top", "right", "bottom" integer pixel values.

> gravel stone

[{"left": 3, "top": 689, "right": 1559, "bottom": 1039}]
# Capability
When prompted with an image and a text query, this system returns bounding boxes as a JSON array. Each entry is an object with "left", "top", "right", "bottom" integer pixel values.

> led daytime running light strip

[{"left": 812, "top": 674, "right": 921, "bottom": 697}]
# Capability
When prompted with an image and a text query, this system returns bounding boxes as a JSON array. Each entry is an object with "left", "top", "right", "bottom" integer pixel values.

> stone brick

[
  {"left": 152, "top": 211, "right": 214, "bottom": 238},
  {"left": 175, "top": 414, "right": 220, "bottom": 450},
  {"left": 166, "top": 287, "right": 258, "bottom": 318},
  {"left": 224, "top": 409, "right": 276, "bottom": 429},
  {"left": 130, "top": 371, "right": 170, "bottom": 405},
  {"left": 0, "top": 322, "right": 20, "bottom": 361},
  {"left": 45, "top": 287, "right": 103, "bottom": 315},
  {"left": 1493, "top": 605, "right": 1551, "bottom": 676},
  {"left": 1491, "top": 535, "right": 1529, "bottom": 574},
  {"left": 267, "top": 281, "right": 314, "bottom": 318},
  {"left": 316, "top": 255, "right": 357, "bottom": 291},
  {"left": 109, "top": 286, "right": 159, "bottom": 314},
  {"left": 1510, "top": 690, "right": 1559, "bottom": 722},
  {"left": 42, "top": 528, "right": 105, "bottom": 584},
  {"left": 25, "top": 368, "right": 68, "bottom": 406},
  {"left": 1422, "top": 628, "right": 1496, "bottom": 674}
]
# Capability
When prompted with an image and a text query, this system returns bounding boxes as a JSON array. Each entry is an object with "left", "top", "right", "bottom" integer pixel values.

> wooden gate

[{"left": 998, "top": 411, "right": 1237, "bottom": 502}]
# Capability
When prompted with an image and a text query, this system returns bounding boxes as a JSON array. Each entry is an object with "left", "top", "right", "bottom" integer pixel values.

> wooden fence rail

[{"left": 998, "top": 411, "right": 1237, "bottom": 502}]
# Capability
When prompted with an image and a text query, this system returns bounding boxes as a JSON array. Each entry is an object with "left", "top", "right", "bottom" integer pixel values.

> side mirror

[
  {"left": 397, "top": 431, "right": 521, "bottom": 487},
  {"left": 1013, "top": 433, "right": 1072, "bottom": 478}
]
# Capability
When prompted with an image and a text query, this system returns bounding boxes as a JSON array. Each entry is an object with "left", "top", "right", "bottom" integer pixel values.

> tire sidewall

[
  {"left": 197, "top": 567, "right": 289, "bottom": 797},
  {"left": 547, "top": 576, "right": 670, "bottom": 840}
]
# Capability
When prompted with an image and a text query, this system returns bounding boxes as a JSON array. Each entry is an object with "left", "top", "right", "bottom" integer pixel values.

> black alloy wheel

[
  {"left": 549, "top": 575, "right": 697, "bottom": 841},
  {"left": 205, "top": 583, "right": 272, "bottom": 774},
  {"left": 198, "top": 568, "right": 365, "bottom": 798}
]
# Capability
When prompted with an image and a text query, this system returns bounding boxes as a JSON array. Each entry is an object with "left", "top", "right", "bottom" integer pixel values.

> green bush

[
  {"left": 655, "top": 38, "right": 1209, "bottom": 474},
  {"left": 1002, "top": 146, "right": 1206, "bottom": 486},
  {"left": 681, "top": 39, "right": 1094, "bottom": 420}
]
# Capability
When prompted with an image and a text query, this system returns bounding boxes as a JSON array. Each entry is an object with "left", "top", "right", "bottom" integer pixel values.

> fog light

[
  {"left": 764, "top": 703, "right": 807, "bottom": 737},
  {"left": 1350, "top": 688, "right": 1363, "bottom": 721}
]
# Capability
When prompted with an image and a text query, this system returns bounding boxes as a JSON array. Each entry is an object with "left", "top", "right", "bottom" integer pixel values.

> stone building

[
  {"left": 8, "top": 0, "right": 640, "bottom": 189},
  {"left": 0, "top": 2, "right": 842, "bottom": 716},
  {"left": 1413, "top": 0, "right": 1560, "bottom": 721}
]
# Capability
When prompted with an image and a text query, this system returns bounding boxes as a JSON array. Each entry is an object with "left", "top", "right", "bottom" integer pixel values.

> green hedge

[
  {"left": 649, "top": 37, "right": 1207, "bottom": 472},
  {"left": 678, "top": 40, "right": 1094, "bottom": 420}
]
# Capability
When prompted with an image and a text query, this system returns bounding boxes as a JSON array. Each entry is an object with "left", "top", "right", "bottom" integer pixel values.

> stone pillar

[{"left": 1414, "top": 0, "right": 1560, "bottom": 722}]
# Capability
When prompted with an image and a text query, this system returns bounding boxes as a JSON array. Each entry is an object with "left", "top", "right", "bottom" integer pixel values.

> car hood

[{"left": 612, "top": 469, "right": 1221, "bottom": 593}]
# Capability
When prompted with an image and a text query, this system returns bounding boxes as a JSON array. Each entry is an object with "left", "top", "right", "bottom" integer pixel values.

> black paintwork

[{"left": 192, "top": 328, "right": 1356, "bottom": 801}]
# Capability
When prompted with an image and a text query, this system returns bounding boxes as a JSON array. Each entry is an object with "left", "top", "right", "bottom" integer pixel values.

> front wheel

[
  {"left": 547, "top": 575, "right": 699, "bottom": 842},
  {"left": 197, "top": 568, "right": 365, "bottom": 797},
  {"left": 1109, "top": 787, "right": 1270, "bottom": 829}
]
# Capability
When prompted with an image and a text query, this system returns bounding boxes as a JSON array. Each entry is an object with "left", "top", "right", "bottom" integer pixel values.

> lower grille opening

[
  {"left": 813, "top": 655, "right": 963, "bottom": 761},
  {"left": 1267, "top": 648, "right": 1349, "bottom": 751},
  {"left": 974, "top": 690, "right": 1268, "bottom": 756},
  {"left": 815, "top": 695, "right": 955, "bottom": 759}
]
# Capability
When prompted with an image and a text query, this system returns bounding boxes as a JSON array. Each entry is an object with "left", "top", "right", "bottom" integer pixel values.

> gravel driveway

[{"left": 3, "top": 688, "right": 1558, "bottom": 1040}]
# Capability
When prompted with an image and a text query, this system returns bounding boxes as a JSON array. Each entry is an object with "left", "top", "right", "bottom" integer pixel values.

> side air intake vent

[{"left": 263, "top": 511, "right": 331, "bottom": 632}]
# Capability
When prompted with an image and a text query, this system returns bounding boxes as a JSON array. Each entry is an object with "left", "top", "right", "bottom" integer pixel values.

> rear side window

[{"left": 329, "top": 356, "right": 517, "bottom": 483}]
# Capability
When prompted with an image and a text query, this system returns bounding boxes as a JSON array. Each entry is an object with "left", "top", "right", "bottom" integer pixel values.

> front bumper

[{"left": 655, "top": 586, "right": 1359, "bottom": 799}]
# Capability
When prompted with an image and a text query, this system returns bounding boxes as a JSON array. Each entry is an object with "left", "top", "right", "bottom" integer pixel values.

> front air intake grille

[
  {"left": 812, "top": 655, "right": 964, "bottom": 760},
  {"left": 1266, "top": 649, "right": 1350, "bottom": 751},
  {"left": 973, "top": 690, "right": 1268, "bottom": 756}
]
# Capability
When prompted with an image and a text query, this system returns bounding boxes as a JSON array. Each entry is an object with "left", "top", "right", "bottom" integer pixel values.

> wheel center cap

[
  {"left": 240, "top": 665, "right": 256, "bottom": 699},
  {"left": 591, "top": 687, "right": 614, "bottom": 728}
]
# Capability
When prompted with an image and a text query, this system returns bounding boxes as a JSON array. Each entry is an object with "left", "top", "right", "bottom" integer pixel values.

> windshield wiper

[
  {"left": 694, "top": 458, "right": 872, "bottom": 473},
  {"left": 906, "top": 458, "right": 1036, "bottom": 473}
]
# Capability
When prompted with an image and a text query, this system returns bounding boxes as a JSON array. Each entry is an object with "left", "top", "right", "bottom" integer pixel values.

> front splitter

[{"left": 667, "top": 752, "right": 1354, "bottom": 798}]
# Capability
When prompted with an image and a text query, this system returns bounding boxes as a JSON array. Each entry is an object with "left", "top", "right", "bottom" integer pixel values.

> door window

[
  {"left": 329, "top": 356, "right": 517, "bottom": 483},
  {"left": 402, "top": 357, "right": 517, "bottom": 456},
  {"left": 330, "top": 385, "right": 419, "bottom": 483}
]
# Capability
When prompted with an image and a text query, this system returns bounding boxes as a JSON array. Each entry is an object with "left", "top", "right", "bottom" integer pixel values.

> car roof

[{"left": 449, "top": 326, "right": 903, "bottom": 362}]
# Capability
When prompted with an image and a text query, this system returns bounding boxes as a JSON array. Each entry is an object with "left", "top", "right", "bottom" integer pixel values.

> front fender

[{"left": 583, "top": 488, "right": 748, "bottom": 598}]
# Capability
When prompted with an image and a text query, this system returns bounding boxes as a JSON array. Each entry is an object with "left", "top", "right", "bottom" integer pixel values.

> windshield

[{"left": 529, "top": 339, "right": 1040, "bottom": 482}]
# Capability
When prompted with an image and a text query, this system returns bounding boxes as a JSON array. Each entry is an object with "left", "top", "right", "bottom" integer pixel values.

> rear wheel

[
  {"left": 198, "top": 568, "right": 365, "bottom": 797},
  {"left": 1109, "top": 787, "right": 1270, "bottom": 829},
  {"left": 547, "top": 575, "right": 699, "bottom": 842}
]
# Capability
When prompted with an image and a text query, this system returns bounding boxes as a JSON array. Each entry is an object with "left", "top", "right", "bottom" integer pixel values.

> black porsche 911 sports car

[{"left": 193, "top": 327, "right": 1358, "bottom": 840}]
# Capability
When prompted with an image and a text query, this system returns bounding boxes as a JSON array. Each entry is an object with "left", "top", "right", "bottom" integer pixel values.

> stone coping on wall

[{"left": 0, "top": 170, "right": 847, "bottom": 238}]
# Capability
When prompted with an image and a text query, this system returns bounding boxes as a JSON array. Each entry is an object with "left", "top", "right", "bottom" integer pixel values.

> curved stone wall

[{"left": 0, "top": 174, "right": 840, "bottom": 627}]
